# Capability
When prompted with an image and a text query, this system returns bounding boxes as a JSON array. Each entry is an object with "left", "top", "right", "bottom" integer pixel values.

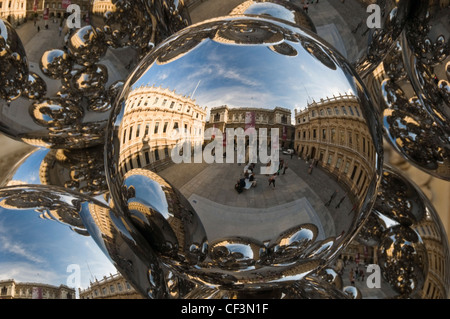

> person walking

[
  {"left": 277, "top": 159, "right": 284, "bottom": 175},
  {"left": 268, "top": 174, "right": 277, "bottom": 189},
  {"left": 282, "top": 161, "right": 288, "bottom": 174},
  {"left": 349, "top": 269, "right": 355, "bottom": 285},
  {"left": 335, "top": 192, "right": 347, "bottom": 209},
  {"left": 308, "top": 163, "right": 313, "bottom": 175},
  {"left": 325, "top": 190, "right": 338, "bottom": 207},
  {"left": 348, "top": 203, "right": 358, "bottom": 215}
]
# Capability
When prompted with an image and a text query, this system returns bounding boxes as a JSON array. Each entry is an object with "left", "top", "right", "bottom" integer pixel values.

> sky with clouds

[{"left": 0, "top": 206, "right": 117, "bottom": 294}]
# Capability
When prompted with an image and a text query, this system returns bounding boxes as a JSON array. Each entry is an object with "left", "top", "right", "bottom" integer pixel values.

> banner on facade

[
  {"left": 32, "top": 287, "right": 43, "bottom": 299},
  {"left": 245, "top": 112, "right": 255, "bottom": 131},
  {"left": 43, "top": 7, "right": 49, "bottom": 20},
  {"left": 62, "top": 0, "right": 72, "bottom": 9}
]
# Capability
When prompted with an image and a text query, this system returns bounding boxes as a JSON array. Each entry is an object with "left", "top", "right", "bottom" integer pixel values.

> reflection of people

[
  {"left": 249, "top": 173, "right": 257, "bottom": 187},
  {"left": 349, "top": 269, "right": 355, "bottom": 285},
  {"left": 348, "top": 203, "right": 358, "bottom": 215},
  {"left": 268, "top": 174, "right": 277, "bottom": 188},
  {"left": 335, "top": 193, "right": 347, "bottom": 208},
  {"left": 283, "top": 161, "right": 288, "bottom": 174},
  {"left": 325, "top": 190, "right": 338, "bottom": 206}
]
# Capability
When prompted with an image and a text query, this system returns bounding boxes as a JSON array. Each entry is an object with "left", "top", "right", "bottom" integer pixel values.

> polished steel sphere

[
  {"left": 355, "top": 165, "right": 450, "bottom": 298},
  {"left": 105, "top": 15, "right": 383, "bottom": 290},
  {"left": 0, "top": 19, "right": 28, "bottom": 102}
]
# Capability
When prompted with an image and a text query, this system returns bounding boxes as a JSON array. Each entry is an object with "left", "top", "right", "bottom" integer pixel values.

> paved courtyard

[{"left": 158, "top": 151, "right": 355, "bottom": 243}]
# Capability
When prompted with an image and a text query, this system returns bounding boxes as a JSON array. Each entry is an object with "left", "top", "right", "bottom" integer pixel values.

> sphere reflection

[
  {"left": 106, "top": 16, "right": 383, "bottom": 289},
  {"left": 355, "top": 165, "right": 450, "bottom": 298}
]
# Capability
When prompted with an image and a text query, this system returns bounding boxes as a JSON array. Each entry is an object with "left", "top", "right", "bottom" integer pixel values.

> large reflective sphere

[{"left": 106, "top": 16, "right": 383, "bottom": 290}]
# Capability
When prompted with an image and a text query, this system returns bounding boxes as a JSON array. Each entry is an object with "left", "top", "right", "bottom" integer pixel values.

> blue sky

[{"left": 0, "top": 203, "right": 117, "bottom": 293}]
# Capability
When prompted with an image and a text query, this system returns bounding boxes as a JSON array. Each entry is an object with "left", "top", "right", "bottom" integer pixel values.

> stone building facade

[
  {"left": 78, "top": 273, "right": 143, "bottom": 299},
  {"left": 294, "top": 94, "right": 376, "bottom": 202},
  {"left": 0, "top": 0, "right": 26, "bottom": 24},
  {"left": 118, "top": 85, "right": 207, "bottom": 175},
  {"left": 206, "top": 105, "right": 295, "bottom": 151},
  {"left": 0, "top": 279, "right": 75, "bottom": 299}
]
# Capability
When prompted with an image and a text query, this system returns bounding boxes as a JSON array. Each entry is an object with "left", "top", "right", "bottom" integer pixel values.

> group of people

[
  {"left": 235, "top": 163, "right": 257, "bottom": 194},
  {"left": 349, "top": 267, "right": 365, "bottom": 285}
]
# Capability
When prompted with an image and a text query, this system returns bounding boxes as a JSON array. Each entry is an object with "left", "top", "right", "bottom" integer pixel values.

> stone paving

[{"left": 158, "top": 151, "right": 356, "bottom": 243}]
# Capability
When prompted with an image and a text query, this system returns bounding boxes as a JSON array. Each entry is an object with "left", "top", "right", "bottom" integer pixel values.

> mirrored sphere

[
  {"left": 90, "top": 0, "right": 191, "bottom": 53},
  {"left": 363, "top": 38, "right": 450, "bottom": 180},
  {"left": 355, "top": 0, "right": 412, "bottom": 78},
  {"left": 105, "top": 15, "right": 383, "bottom": 289},
  {"left": 0, "top": 185, "right": 168, "bottom": 299},
  {"left": 0, "top": 18, "right": 28, "bottom": 101},
  {"left": 67, "top": 25, "right": 107, "bottom": 67},
  {"left": 356, "top": 165, "right": 450, "bottom": 298},
  {"left": 343, "top": 285, "right": 362, "bottom": 299},
  {"left": 40, "top": 49, "right": 74, "bottom": 80},
  {"left": 403, "top": 1, "right": 450, "bottom": 130}
]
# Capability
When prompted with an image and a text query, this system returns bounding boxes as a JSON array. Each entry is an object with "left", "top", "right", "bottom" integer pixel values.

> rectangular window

[
  {"left": 170, "top": 101, "right": 175, "bottom": 108},
  {"left": 348, "top": 106, "right": 354, "bottom": 115},
  {"left": 351, "top": 165, "right": 358, "bottom": 180},
  {"left": 336, "top": 157, "right": 342, "bottom": 169},
  {"left": 136, "top": 124, "right": 141, "bottom": 137},
  {"left": 313, "top": 129, "right": 317, "bottom": 139},
  {"left": 129, "top": 127, "right": 133, "bottom": 140},
  {"left": 331, "top": 128, "right": 336, "bottom": 143},
  {"left": 162, "top": 99, "right": 167, "bottom": 107},
  {"left": 129, "top": 158, "right": 134, "bottom": 169},
  {"left": 153, "top": 97, "right": 159, "bottom": 104},
  {"left": 123, "top": 129, "right": 127, "bottom": 144},
  {"left": 344, "top": 161, "right": 350, "bottom": 174},
  {"left": 322, "top": 129, "right": 326, "bottom": 140},
  {"left": 145, "top": 151, "right": 150, "bottom": 164},
  {"left": 334, "top": 107, "right": 339, "bottom": 115},
  {"left": 163, "top": 122, "right": 168, "bottom": 133},
  {"left": 137, "top": 156, "right": 141, "bottom": 168},
  {"left": 356, "top": 170, "right": 363, "bottom": 186},
  {"left": 355, "top": 107, "right": 360, "bottom": 117},
  {"left": 154, "top": 150, "right": 160, "bottom": 161},
  {"left": 144, "top": 124, "right": 150, "bottom": 136},
  {"left": 327, "top": 154, "right": 333, "bottom": 165},
  {"left": 154, "top": 122, "right": 159, "bottom": 134},
  {"left": 341, "top": 106, "right": 347, "bottom": 115}
]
